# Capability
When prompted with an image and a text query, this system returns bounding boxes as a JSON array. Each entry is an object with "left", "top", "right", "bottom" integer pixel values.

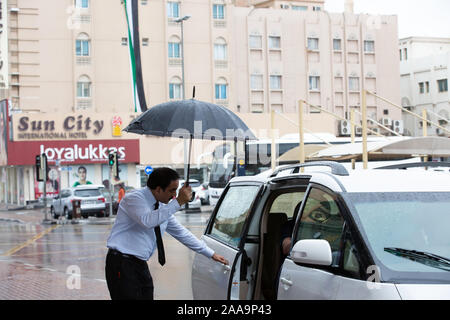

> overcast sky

[{"left": 324, "top": 0, "right": 450, "bottom": 39}]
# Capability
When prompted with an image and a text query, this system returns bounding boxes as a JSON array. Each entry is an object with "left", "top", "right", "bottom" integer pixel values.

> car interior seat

[{"left": 261, "top": 211, "right": 287, "bottom": 300}]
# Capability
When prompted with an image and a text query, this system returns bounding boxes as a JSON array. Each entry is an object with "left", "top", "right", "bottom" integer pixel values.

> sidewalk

[{"left": 0, "top": 258, "right": 110, "bottom": 300}]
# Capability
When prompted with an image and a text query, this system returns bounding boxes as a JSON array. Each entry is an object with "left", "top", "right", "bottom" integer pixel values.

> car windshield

[
  {"left": 74, "top": 189, "right": 101, "bottom": 197},
  {"left": 343, "top": 192, "right": 450, "bottom": 282}
]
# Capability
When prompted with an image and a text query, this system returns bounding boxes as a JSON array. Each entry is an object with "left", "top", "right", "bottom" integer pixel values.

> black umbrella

[{"left": 124, "top": 99, "right": 257, "bottom": 185}]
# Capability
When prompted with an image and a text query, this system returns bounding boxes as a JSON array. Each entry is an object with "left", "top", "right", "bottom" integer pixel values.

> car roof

[
  {"left": 331, "top": 169, "right": 450, "bottom": 193},
  {"left": 230, "top": 165, "right": 450, "bottom": 193}
]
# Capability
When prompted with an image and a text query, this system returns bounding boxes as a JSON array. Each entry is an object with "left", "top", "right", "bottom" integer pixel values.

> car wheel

[
  {"left": 51, "top": 206, "right": 58, "bottom": 219},
  {"left": 65, "top": 207, "right": 72, "bottom": 220}
]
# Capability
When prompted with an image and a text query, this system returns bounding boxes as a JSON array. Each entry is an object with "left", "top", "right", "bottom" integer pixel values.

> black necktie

[{"left": 153, "top": 202, "right": 166, "bottom": 266}]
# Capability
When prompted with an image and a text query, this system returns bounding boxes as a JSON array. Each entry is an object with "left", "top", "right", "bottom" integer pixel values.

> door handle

[
  {"left": 280, "top": 277, "right": 293, "bottom": 287},
  {"left": 223, "top": 265, "right": 231, "bottom": 273}
]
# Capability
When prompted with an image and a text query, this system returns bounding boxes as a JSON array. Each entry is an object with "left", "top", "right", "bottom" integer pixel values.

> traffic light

[
  {"left": 108, "top": 151, "right": 119, "bottom": 179},
  {"left": 35, "top": 153, "right": 48, "bottom": 182}
]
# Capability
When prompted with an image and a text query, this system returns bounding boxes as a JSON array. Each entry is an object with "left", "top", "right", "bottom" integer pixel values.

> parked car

[
  {"left": 197, "top": 182, "right": 210, "bottom": 205},
  {"left": 178, "top": 179, "right": 202, "bottom": 212},
  {"left": 51, "top": 185, "right": 107, "bottom": 219},
  {"left": 191, "top": 161, "right": 450, "bottom": 300}
]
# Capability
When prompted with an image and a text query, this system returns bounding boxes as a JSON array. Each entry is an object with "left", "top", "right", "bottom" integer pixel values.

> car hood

[{"left": 395, "top": 284, "right": 450, "bottom": 300}]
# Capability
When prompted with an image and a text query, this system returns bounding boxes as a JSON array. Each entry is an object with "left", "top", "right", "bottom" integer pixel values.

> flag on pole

[{"left": 123, "top": 0, "right": 148, "bottom": 112}]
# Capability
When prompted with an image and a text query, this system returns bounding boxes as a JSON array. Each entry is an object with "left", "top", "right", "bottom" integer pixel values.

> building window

[
  {"left": 249, "top": 35, "right": 262, "bottom": 49},
  {"left": 292, "top": 5, "right": 307, "bottom": 11},
  {"left": 419, "top": 82, "right": 425, "bottom": 94},
  {"left": 76, "top": 34, "right": 90, "bottom": 56},
  {"left": 215, "top": 78, "right": 228, "bottom": 99},
  {"left": 268, "top": 36, "right": 281, "bottom": 49},
  {"left": 419, "top": 82, "right": 429, "bottom": 94},
  {"left": 270, "top": 75, "right": 282, "bottom": 90},
  {"left": 313, "top": 6, "right": 321, "bottom": 11},
  {"left": 212, "top": 4, "right": 224, "bottom": 19},
  {"left": 399, "top": 49, "right": 402, "bottom": 61},
  {"left": 169, "top": 83, "right": 182, "bottom": 99},
  {"left": 168, "top": 42, "right": 180, "bottom": 58},
  {"left": 75, "top": 0, "right": 89, "bottom": 9},
  {"left": 333, "top": 39, "right": 342, "bottom": 51},
  {"left": 364, "top": 40, "right": 375, "bottom": 53},
  {"left": 214, "top": 38, "right": 227, "bottom": 60},
  {"left": 438, "top": 79, "right": 448, "bottom": 93},
  {"left": 142, "top": 38, "right": 149, "bottom": 46},
  {"left": 308, "top": 38, "right": 319, "bottom": 51},
  {"left": 121, "top": 37, "right": 128, "bottom": 46},
  {"left": 77, "top": 75, "right": 91, "bottom": 98},
  {"left": 167, "top": 2, "right": 179, "bottom": 19},
  {"left": 309, "top": 76, "right": 320, "bottom": 91},
  {"left": 349, "top": 77, "right": 360, "bottom": 91},
  {"left": 403, "top": 48, "right": 408, "bottom": 60},
  {"left": 250, "top": 74, "right": 263, "bottom": 90}
]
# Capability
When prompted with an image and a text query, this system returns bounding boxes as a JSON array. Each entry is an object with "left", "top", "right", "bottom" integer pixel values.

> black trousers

[{"left": 105, "top": 249, "right": 154, "bottom": 300}]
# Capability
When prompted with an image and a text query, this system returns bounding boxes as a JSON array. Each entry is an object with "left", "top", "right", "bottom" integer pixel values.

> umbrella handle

[{"left": 186, "top": 135, "right": 193, "bottom": 186}]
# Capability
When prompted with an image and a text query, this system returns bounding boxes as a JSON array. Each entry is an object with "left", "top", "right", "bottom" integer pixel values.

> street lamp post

[
  {"left": 174, "top": 15, "right": 190, "bottom": 100},
  {"left": 174, "top": 15, "right": 191, "bottom": 208}
]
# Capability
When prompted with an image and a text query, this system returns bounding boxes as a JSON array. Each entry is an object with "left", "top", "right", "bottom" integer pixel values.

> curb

[{"left": 0, "top": 218, "right": 25, "bottom": 224}]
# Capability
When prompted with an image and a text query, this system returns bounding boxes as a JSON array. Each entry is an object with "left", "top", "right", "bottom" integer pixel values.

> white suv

[
  {"left": 191, "top": 161, "right": 450, "bottom": 300},
  {"left": 51, "top": 185, "right": 107, "bottom": 219}
]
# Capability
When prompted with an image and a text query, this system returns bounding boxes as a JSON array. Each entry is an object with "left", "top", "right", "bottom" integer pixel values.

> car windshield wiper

[{"left": 384, "top": 247, "right": 450, "bottom": 272}]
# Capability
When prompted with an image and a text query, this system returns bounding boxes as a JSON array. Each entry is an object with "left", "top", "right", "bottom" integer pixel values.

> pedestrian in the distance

[
  {"left": 105, "top": 167, "right": 228, "bottom": 300},
  {"left": 117, "top": 183, "right": 126, "bottom": 203}
]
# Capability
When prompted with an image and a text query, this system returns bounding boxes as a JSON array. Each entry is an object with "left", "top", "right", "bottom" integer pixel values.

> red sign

[{"left": 7, "top": 139, "right": 140, "bottom": 165}]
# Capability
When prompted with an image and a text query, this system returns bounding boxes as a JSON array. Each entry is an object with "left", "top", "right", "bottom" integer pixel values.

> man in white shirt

[{"left": 105, "top": 167, "right": 228, "bottom": 300}]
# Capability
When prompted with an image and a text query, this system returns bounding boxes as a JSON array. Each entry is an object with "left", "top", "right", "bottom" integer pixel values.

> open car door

[{"left": 192, "top": 182, "right": 263, "bottom": 300}]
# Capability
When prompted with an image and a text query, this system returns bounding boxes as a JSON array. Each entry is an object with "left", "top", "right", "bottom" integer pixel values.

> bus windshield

[{"left": 209, "top": 158, "right": 235, "bottom": 188}]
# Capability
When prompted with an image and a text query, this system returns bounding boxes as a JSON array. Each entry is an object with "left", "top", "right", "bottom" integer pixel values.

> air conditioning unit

[
  {"left": 371, "top": 127, "right": 381, "bottom": 135},
  {"left": 355, "top": 126, "right": 363, "bottom": 136},
  {"left": 339, "top": 120, "right": 351, "bottom": 136},
  {"left": 381, "top": 117, "right": 392, "bottom": 127},
  {"left": 392, "top": 120, "right": 404, "bottom": 135}
]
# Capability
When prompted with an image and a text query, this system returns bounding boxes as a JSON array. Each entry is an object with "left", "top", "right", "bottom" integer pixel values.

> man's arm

[
  {"left": 120, "top": 192, "right": 179, "bottom": 229},
  {"left": 166, "top": 216, "right": 229, "bottom": 265}
]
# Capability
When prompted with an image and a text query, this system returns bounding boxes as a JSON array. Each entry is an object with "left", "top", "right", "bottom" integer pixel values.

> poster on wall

[
  {"left": 0, "top": 100, "right": 8, "bottom": 166},
  {"left": 34, "top": 166, "right": 60, "bottom": 199},
  {"left": 68, "top": 164, "right": 97, "bottom": 187}
]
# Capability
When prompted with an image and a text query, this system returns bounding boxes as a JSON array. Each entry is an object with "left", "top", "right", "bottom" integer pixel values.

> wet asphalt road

[{"left": 0, "top": 206, "right": 214, "bottom": 300}]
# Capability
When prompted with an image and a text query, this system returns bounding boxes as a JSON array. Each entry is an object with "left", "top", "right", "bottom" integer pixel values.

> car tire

[
  {"left": 51, "top": 206, "right": 58, "bottom": 219},
  {"left": 65, "top": 207, "right": 72, "bottom": 220}
]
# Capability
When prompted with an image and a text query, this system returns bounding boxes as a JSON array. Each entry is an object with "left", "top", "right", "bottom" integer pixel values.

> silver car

[
  {"left": 50, "top": 185, "right": 107, "bottom": 219},
  {"left": 191, "top": 161, "right": 450, "bottom": 300}
]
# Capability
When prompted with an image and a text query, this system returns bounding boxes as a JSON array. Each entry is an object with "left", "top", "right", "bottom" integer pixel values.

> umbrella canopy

[{"left": 124, "top": 99, "right": 257, "bottom": 141}]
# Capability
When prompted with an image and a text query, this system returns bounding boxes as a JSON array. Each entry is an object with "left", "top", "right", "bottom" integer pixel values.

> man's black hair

[{"left": 147, "top": 167, "right": 180, "bottom": 190}]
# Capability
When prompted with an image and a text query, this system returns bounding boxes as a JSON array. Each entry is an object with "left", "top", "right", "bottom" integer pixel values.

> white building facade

[{"left": 399, "top": 37, "right": 450, "bottom": 137}]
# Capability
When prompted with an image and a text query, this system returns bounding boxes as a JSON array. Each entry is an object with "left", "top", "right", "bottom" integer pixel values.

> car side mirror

[{"left": 291, "top": 239, "right": 332, "bottom": 266}]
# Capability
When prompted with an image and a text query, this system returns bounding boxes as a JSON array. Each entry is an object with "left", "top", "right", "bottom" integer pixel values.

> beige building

[
  {"left": 4, "top": 0, "right": 401, "bottom": 124},
  {"left": 0, "top": 0, "right": 403, "bottom": 204}
]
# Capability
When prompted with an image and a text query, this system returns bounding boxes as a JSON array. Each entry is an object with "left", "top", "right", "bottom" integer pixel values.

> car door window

[
  {"left": 294, "top": 187, "right": 345, "bottom": 266},
  {"left": 209, "top": 185, "right": 260, "bottom": 247},
  {"left": 270, "top": 191, "right": 305, "bottom": 219},
  {"left": 343, "top": 236, "right": 361, "bottom": 277}
]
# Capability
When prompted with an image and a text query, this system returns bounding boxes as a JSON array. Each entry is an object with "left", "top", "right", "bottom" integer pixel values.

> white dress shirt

[{"left": 106, "top": 187, "right": 214, "bottom": 261}]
